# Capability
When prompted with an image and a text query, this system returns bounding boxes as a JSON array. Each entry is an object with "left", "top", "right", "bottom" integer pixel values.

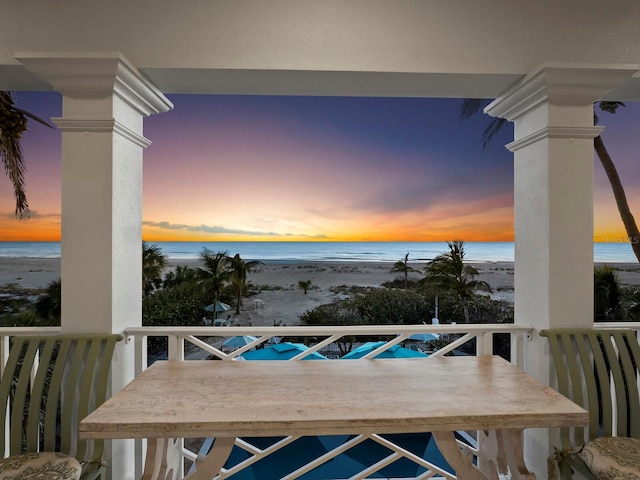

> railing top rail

[
  {"left": 0, "top": 327, "right": 63, "bottom": 336},
  {"left": 125, "top": 324, "right": 533, "bottom": 337},
  {"left": 594, "top": 322, "right": 640, "bottom": 330}
]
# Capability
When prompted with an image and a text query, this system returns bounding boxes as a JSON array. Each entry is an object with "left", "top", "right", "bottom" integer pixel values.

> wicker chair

[
  {"left": 540, "top": 328, "right": 640, "bottom": 479},
  {"left": 0, "top": 335, "right": 119, "bottom": 480}
]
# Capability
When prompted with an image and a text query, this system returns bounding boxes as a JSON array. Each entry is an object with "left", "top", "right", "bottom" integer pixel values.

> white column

[
  {"left": 17, "top": 53, "right": 172, "bottom": 480},
  {"left": 485, "top": 63, "right": 638, "bottom": 477}
]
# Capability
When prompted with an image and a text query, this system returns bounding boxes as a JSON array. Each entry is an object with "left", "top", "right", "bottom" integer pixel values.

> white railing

[
  {"left": 595, "top": 321, "right": 640, "bottom": 332},
  {"left": 125, "top": 323, "right": 532, "bottom": 368},
  {"left": 124, "top": 324, "right": 532, "bottom": 480},
  {"left": 5, "top": 323, "right": 640, "bottom": 479}
]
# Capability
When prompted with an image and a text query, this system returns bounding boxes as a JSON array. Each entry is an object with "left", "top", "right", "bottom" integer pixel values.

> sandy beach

[{"left": 2, "top": 258, "right": 640, "bottom": 326}]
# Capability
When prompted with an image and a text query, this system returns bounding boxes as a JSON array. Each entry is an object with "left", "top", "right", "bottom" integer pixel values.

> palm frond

[
  {"left": 481, "top": 117, "right": 508, "bottom": 148},
  {"left": 459, "top": 99, "right": 489, "bottom": 121},
  {"left": 460, "top": 98, "right": 509, "bottom": 149},
  {"left": 594, "top": 101, "right": 626, "bottom": 125},
  {"left": 0, "top": 91, "right": 49, "bottom": 218},
  {"left": 598, "top": 101, "right": 625, "bottom": 115},
  {"left": 1, "top": 131, "right": 29, "bottom": 218},
  {"left": 0, "top": 92, "right": 54, "bottom": 129}
]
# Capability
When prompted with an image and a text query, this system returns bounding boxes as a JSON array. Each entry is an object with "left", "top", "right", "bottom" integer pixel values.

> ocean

[{"left": 0, "top": 241, "right": 637, "bottom": 263}]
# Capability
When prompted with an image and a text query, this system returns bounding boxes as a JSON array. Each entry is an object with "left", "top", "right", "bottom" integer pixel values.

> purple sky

[{"left": 1, "top": 92, "right": 638, "bottom": 242}]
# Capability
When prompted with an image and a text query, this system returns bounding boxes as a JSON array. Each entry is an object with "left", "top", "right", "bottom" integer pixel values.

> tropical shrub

[
  {"left": 163, "top": 265, "right": 199, "bottom": 289},
  {"left": 433, "top": 293, "right": 513, "bottom": 325},
  {"left": 350, "top": 288, "right": 431, "bottom": 325},
  {"left": 418, "top": 241, "right": 492, "bottom": 323},
  {"left": 594, "top": 265, "right": 640, "bottom": 321},
  {"left": 298, "top": 280, "right": 313, "bottom": 294},
  {"left": 300, "top": 288, "right": 431, "bottom": 326},
  {"left": 300, "top": 287, "right": 512, "bottom": 327},
  {"left": 299, "top": 301, "right": 361, "bottom": 326},
  {"left": 142, "top": 282, "right": 209, "bottom": 327},
  {"left": 35, "top": 279, "right": 61, "bottom": 321}
]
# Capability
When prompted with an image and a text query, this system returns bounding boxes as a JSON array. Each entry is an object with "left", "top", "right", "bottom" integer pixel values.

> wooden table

[{"left": 80, "top": 356, "right": 588, "bottom": 480}]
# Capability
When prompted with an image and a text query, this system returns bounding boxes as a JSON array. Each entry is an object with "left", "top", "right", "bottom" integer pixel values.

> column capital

[
  {"left": 485, "top": 63, "right": 640, "bottom": 121},
  {"left": 15, "top": 52, "right": 173, "bottom": 116},
  {"left": 52, "top": 118, "right": 152, "bottom": 148},
  {"left": 506, "top": 125, "right": 604, "bottom": 152}
]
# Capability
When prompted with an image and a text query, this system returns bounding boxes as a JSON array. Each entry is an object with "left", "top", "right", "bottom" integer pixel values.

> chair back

[
  {"left": 0, "top": 334, "right": 119, "bottom": 477},
  {"left": 540, "top": 328, "right": 640, "bottom": 449}
]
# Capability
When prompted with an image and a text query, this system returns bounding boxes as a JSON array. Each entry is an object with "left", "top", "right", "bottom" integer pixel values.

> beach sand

[
  {"left": 0, "top": 257, "right": 61, "bottom": 290},
  {"left": 2, "top": 258, "right": 639, "bottom": 326}
]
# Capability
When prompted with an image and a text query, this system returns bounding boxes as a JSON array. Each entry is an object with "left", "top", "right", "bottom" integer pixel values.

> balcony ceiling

[{"left": 1, "top": 0, "right": 640, "bottom": 99}]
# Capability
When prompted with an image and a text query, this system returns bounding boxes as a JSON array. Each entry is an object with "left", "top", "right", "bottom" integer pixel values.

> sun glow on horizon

[
  {"left": 1, "top": 94, "right": 639, "bottom": 244},
  {"left": 0, "top": 210, "right": 630, "bottom": 243}
]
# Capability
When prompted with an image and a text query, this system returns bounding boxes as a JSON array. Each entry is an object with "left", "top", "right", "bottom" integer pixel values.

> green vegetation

[
  {"left": 350, "top": 288, "right": 430, "bottom": 325},
  {"left": 230, "top": 254, "right": 263, "bottom": 314},
  {"left": 196, "top": 249, "right": 233, "bottom": 320},
  {"left": 143, "top": 242, "right": 168, "bottom": 297},
  {"left": 144, "top": 248, "right": 262, "bottom": 325},
  {"left": 418, "top": 241, "right": 492, "bottom": 323},
  {"left": 300, "top": 287, "right": 512, "bottom": 327},
  {"left": 298, "top": 280, "right": 313, "bottom": 294},
  {"left": 0, "top": 283, "right": 54, "bottom": 327},
  {"left": 390, "top": 253, "right": 420, "bottom": 289},
  {"left": 163, "top": 264, "right": 199, "bottom": 288},
  {"left": 6, "top": 242, "right": 639, "bottom": 332},
  {"left": 0, "top": 91, "right": 53, "bottom": 218},
  {"left": 35, "top": 279, "right": 61, "bottom": 322},
  {"left": 142, "top": 281, "right": 209, "bottom": 327},
  {"left": 1, "top": 246, "right": 262, "bottom": 329},
  {"left": 594, "top": 265, "right": 640, "bottom": 322}
]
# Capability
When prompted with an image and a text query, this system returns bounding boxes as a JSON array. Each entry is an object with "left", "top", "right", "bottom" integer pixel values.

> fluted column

[
  {"left": 17, "top": 52, "right": 172, "bottom": 480},
  {"left": 485, "top": 63, "right": 638, "bottom": 477}
]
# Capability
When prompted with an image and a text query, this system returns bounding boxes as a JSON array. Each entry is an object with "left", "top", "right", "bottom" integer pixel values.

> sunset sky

[{"left": 1, "top": 92, "right": 639, "bottom": 242}]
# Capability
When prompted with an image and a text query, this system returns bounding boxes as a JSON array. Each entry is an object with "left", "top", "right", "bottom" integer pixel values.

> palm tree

[
  {"left": 0, "top": 91, "right": 53, "bottom": 218},
  {"left": 593, "top": 102, "right": 640, "bottom": 263},
  {"left": 418, "top": 240, "right": 492, "bottom": 323},
  {"left": 594, "top": 265, "right": 622, "bottom": 322},
  {"left": 142, "top": 242, "right": 168, "bottom": 297},
  {"left": 298, "top": 280, "right": 312, "bottom": 294},
  {"left": 196, "top": 249, "right": 232, "bottom": 319},
  {"left": 594, "top": 265, "right": 640, "bottom": 321},
  {"left": 461, "top": 98, "right": 640, "bottom": 264},
  {"left": 163, "top": 264, "right": 199, "bottom": 289},
  {"left": 35, "top": 278, "right": 62, "bottom": 321},
  {"left": 390, "top": 253, "right": 420, "bottom": 289},
  {"left": 229, "top": 253, "right": 263, "bottom": 314}
]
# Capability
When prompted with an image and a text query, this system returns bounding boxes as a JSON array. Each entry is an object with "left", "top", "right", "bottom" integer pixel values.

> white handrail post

[
  {"left": 133, "top": 334, "right": 147, "bottom": 479},
  {"left": 167, "top": 334, "right": 185, "bottom": 361},
  {"left": 512, "top": 332, "right": 526, "bottom": 370},
  {"left": 134, "top": 334, "right": 147, "bottom": 375},
  {"left": 164, "top": 334, "right": 185, "bottom": 478},
  {"left": 480, "top": 331, "right": 493, "bottom": 357},
  {"left": 1, "top": 334, "right": 8, "bottom": 458}
]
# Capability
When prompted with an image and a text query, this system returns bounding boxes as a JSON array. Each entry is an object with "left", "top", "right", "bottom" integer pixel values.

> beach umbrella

[
  {"left": 204, "top": 301, "right": 231, "bottom": 313},
  {"left": 222, "top": 335, "right": 258, "bottom": 349},
  {"left": 341, "top": 341, "right": 429, "bottom": 359},
  {"left": 408, "top": 333, "right": 440, "bottom": 342},
  {"left": 241, "top": 342, "right": 326, "bottom": 361}
]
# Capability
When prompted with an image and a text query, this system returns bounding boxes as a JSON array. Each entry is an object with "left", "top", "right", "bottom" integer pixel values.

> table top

[{"left": 80, "top": 355, "right": 588, "bottom": 440}]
